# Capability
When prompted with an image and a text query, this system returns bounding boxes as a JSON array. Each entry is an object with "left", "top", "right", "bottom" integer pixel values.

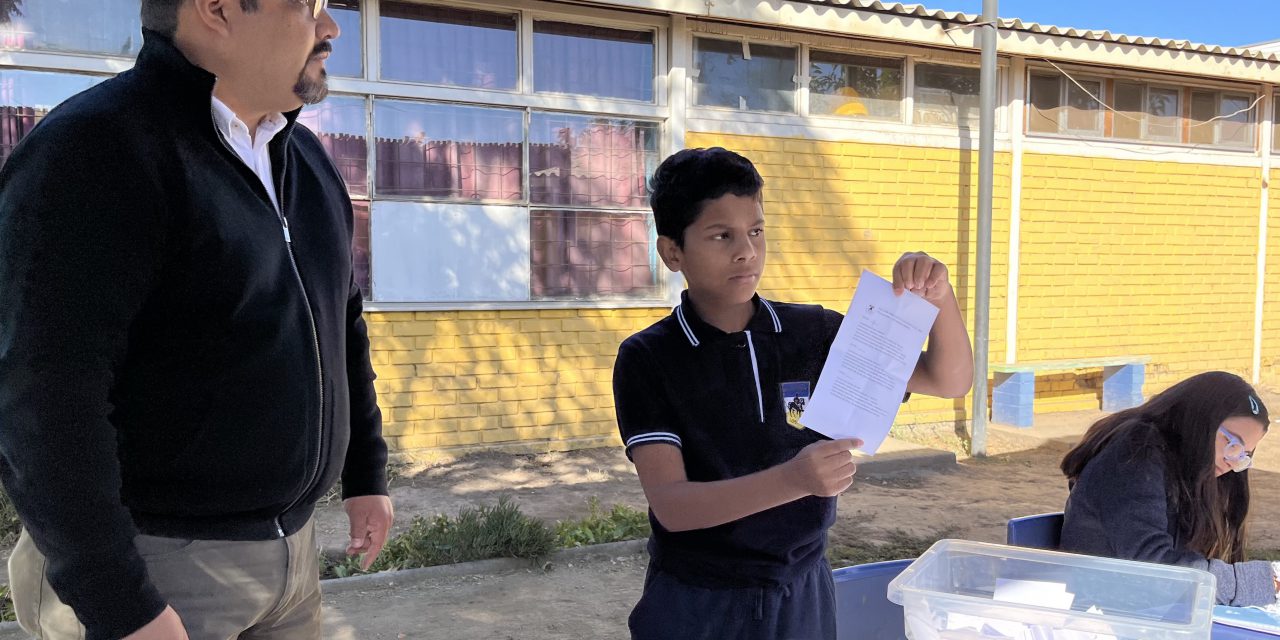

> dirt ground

[{"left": 309, "top": 389, "right": 1280, "bottom": 639}]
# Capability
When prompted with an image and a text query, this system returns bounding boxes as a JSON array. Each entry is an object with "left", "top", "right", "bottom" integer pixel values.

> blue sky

[{"left": 947, "top": 0, "right": 1278, "bottom": 48}]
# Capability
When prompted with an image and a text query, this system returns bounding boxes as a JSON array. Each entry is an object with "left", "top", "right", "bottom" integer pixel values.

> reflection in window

[
  {"left": 808, "top": 51, "right": 902, "bottom": 120},
  {"left": 1273, "top": 97, "right": 1280, "bottom": 153},
  {"left": 1189, "top": 90, "right": 1256, "bottom": 149},
  {"left": 1146, "top": 87, "right": 1181, "bottom": 142},
  {"left": 380, "top": 3, "right": 517, "bottom": 90},
  {"left": 1030, "top": 72, "right": 1187, "bottom": 145},
  {"left": 0, "top": 0, "right": 140, "bottom": 56},
  {"left": 297, "top": 95, "right": 369, "bottom": 196},
  {"left": 694, "top": 38, "right": 796, "bottom": 113},
  {"left": 530, "top": 210, "right": 659, "bottom": 298},
  {"left": 1064, "top": 79, "right": 1102, "bottom": 134},
  {"left": 534, "top": 22, "right": 654, "bottom": 102},
  {"left": 0, "top": 70, "right": 104, "bottom": 166},
  {"left": 913, "top": 64, "right": 980, "bottom": 127},
  {"left": 1027, "top": 73, "right": 1062, "bottom": 134},
  {"left": 373, "top": 100, "right": 523, "bottom": 201},
  {"left": 528, "top": 113, "right": 658, "bottom": 209},
  {"left": 351, "top": 200, "right": 371, "bottom": 298},
  {"left": 327, "top": 0, "right": 363, "bottom": 78}
]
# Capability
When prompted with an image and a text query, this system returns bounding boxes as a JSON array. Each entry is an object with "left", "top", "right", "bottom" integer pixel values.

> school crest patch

[{"left": 781, "top": 381, "right": 811, "bottom": 429}]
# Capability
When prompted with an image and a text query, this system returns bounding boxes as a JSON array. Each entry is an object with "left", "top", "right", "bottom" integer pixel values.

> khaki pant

[{"left": 9, "top": 519, "right": 322, "bottom": 640}]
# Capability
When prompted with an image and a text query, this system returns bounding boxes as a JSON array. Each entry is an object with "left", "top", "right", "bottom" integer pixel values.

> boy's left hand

[{"left": 892, "top": 252, "right": 953, "bottom": 306}]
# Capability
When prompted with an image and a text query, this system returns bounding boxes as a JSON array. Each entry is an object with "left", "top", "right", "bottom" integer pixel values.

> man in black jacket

[{"left": 0, "top": 0, "right": 394, "bottom": 638}]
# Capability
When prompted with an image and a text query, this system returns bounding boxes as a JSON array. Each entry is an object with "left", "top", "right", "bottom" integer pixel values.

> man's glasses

[
  {"left": 299, "top": 0, "right": 329, "bottom": 20},
  {"left": 1218, "top": 426, "right": 1254, "bottom": 473}
]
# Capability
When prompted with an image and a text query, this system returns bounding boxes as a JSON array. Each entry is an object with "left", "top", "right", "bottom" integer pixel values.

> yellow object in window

[{"left": 831, "top": 86, "right": 870, "bottom": 116}]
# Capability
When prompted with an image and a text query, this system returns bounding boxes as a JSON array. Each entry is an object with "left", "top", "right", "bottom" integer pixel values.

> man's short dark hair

[
  {"left": 649, "top": 147, "right": 764, "bottom": 247},
  {"left": 141, "top": 0, "right": 260, "bottom": 37}
]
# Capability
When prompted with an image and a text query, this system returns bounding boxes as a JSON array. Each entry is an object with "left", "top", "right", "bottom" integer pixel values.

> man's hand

[
  {"left": 344, "top": 494, "right": 395, "bottom": 571},
  {"left": 123, "top": 605, "right": 188, "bottom": 640},
  {"left": 892, "top": 252, "right": 954, "bottom": 307}
]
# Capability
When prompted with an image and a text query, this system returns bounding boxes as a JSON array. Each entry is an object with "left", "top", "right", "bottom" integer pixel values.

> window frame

[
  {"left": 347, "top": 0, "right": 671, "bottom": 306},
  {"left": 1024, "top": 63, "right": 1261, "bottom": 152},
  {"left": 683, "top": 20, "right": 1009, "bottom": 138}
]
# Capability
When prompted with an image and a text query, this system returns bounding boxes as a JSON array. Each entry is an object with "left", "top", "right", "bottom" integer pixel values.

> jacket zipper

[
  {"left": 745, "top": 330, "right": 765, "bottom": 423},
  {"left": 210, "top": 111, "right": 325, "bottom": 538}
]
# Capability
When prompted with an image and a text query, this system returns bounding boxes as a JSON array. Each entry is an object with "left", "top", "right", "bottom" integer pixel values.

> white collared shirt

[{"left": 211, "top": 95, "right": 288, "bottom": 212}]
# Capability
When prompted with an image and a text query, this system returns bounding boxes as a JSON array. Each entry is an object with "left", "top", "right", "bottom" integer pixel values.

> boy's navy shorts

[{"left": 628, "top": 558, "right": 836, "bottom": 640}]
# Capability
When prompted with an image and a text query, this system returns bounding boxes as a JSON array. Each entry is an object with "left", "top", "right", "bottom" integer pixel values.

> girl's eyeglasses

[{"left": 1218, "top": 427, "right": 1254, "bottom": 473}]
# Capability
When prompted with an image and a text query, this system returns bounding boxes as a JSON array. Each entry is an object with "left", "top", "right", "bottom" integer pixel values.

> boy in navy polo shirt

[{"left": 614, "top": 147, "right": 974, "bottom": 639}]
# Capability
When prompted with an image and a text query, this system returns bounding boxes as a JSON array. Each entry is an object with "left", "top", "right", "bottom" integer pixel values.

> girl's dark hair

[
  {"left": 649, "top": 147, "right": 764, "bottom": 247},
  {"left": 1061, "top": 371, "right": 1269, "bottom": 563}
]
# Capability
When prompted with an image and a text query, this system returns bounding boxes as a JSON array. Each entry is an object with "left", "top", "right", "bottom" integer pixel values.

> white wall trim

[
  {"left": 326, "top": 78, "right": 668, "bottom": 119},
  {"left": 0, "top": 50, "right": 131, "bottom": 75},
  {"left": 364, "top": 299, "right": 673, "bottom": 313},
  {"left": 1006, "top": 57, "right": 1026, "bottom": 364},
  {"left": 1021, "top": 137, "right": 1264, "bottom": 168},
  {"left": 1254, "top": 88, "right": 1274, "bottom": 383},
  {"left": 687, "top": 113, "right": 1013, "bottom": 150},
  {"left": 665, "top": 15, "right": 692, "bottom": 308}
]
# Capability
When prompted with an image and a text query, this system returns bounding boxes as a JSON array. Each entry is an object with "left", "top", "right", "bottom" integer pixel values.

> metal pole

[{"left": 971, "top": 0, "right": 997, "bottom": 457}]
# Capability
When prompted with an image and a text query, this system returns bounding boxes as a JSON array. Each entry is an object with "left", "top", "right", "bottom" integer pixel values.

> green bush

[
  {"left": 0, "top": 487, "right": 19, "bottom": 545},
  {"left": 0, "top": 584, "right": 14, "bottom": 623},
  {"left": 323, "top": 497, "right": 557, "bottom": 578},
  {"left": 555, "top": 498, "right": 650, "bottom": 548}
]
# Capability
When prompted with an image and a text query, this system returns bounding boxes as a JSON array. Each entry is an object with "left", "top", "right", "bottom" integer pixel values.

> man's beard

[
  {"left": 294, "top": 66, "right": 329, "bottom": 105},
  {"left": 294, "top": 41, "right": 333, "bottom": 105}
]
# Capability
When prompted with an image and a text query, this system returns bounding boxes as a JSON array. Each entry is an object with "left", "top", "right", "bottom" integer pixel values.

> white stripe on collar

[
  {"left": 760, "top": 298, "right": 782, "bottom": 332},
  {"left": 675, "top": 305, "right": 701, "bottom": 347}
]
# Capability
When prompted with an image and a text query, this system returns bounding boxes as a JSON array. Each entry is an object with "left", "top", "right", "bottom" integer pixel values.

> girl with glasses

[{"left": 1060, "top": 371, "right": 1277, "bottom": 607}]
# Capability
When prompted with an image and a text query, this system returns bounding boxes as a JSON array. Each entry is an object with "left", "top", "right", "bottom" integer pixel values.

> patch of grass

[
  {"left": 555, "top": 498, "right": 650, "bottom": 548},
  {"left": 1249, "top": 548, "right": 1280, "bottom": 561},
  {"left": 0, "top": 585, "right": 13, "bottom": 623},
  {"left": 322, "top": 496, "right": 557, "bottom": 579},
  {"left": 0, "top": 488, "right": 19, "bottom": 546},
  {"left": 826, "top": 525, "right": 965, "bottom": 567},
  {"left": 317, "top": 462, "right": 410, "bottom": 508}
]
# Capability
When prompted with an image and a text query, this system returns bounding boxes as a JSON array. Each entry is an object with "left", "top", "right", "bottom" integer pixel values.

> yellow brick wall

[
  {"left": 1018, "top": 155, "right": 1261, "bottom": 410},
  {"left": 1263, "top": 168, "right": 1280, "bottom": 383},
  {"left": 685, "top": 132, "right": 1012, "bottom": 428},
  {"left": 363, "top": 309, "right": 663, "bottom": 454}
]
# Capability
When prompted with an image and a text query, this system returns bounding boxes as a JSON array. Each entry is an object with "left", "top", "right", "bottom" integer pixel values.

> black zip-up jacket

[{"left": 0, "top": 31, "right": 387, "bottom": 639}]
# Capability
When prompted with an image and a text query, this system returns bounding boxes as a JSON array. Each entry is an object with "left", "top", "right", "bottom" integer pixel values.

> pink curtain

[
  {"left": 315, "top": 132, "right": 368, "bottom": 197},
  {"left": 350, "top": 201, "right": 371, "bottom": 297},
  {"left": 529, "top": 122, "right": 649, "bottom": 208},
  {"left": 0, "top": 106, "right": 41, "bottom": 168},
  {"left": 375, "top": 138, "right": 522, "bottom": 201},
  {"left": 530, "top": 211, "right": 656, "bottom": 298}
]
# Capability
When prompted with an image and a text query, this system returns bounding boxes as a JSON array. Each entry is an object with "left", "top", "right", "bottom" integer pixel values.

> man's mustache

[{"left": 311, "top": 41, "right": 333, "bottom": 58}]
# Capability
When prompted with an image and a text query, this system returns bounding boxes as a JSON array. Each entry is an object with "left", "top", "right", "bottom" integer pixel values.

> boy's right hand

[{"left": 784, "top": 438, "right": 862, "bottom": 497}]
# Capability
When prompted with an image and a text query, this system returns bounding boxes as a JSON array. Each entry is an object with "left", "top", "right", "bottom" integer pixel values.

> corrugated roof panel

[{"left": 795, "top": 0, "right": 1280, "bottom": 62}]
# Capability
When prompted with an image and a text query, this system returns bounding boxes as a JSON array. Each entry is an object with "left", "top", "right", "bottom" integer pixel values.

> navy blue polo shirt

[{"left": 613, "top": 291, "right": 845, "bottom": 588}]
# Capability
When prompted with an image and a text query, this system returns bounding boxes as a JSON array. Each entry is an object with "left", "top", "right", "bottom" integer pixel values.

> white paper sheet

[
  {"left": 993, "top": 579, "right": 1076, "bottom": 610},
  {"left": 798, "top": 270, "right": 938, "bottom": 453}
]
